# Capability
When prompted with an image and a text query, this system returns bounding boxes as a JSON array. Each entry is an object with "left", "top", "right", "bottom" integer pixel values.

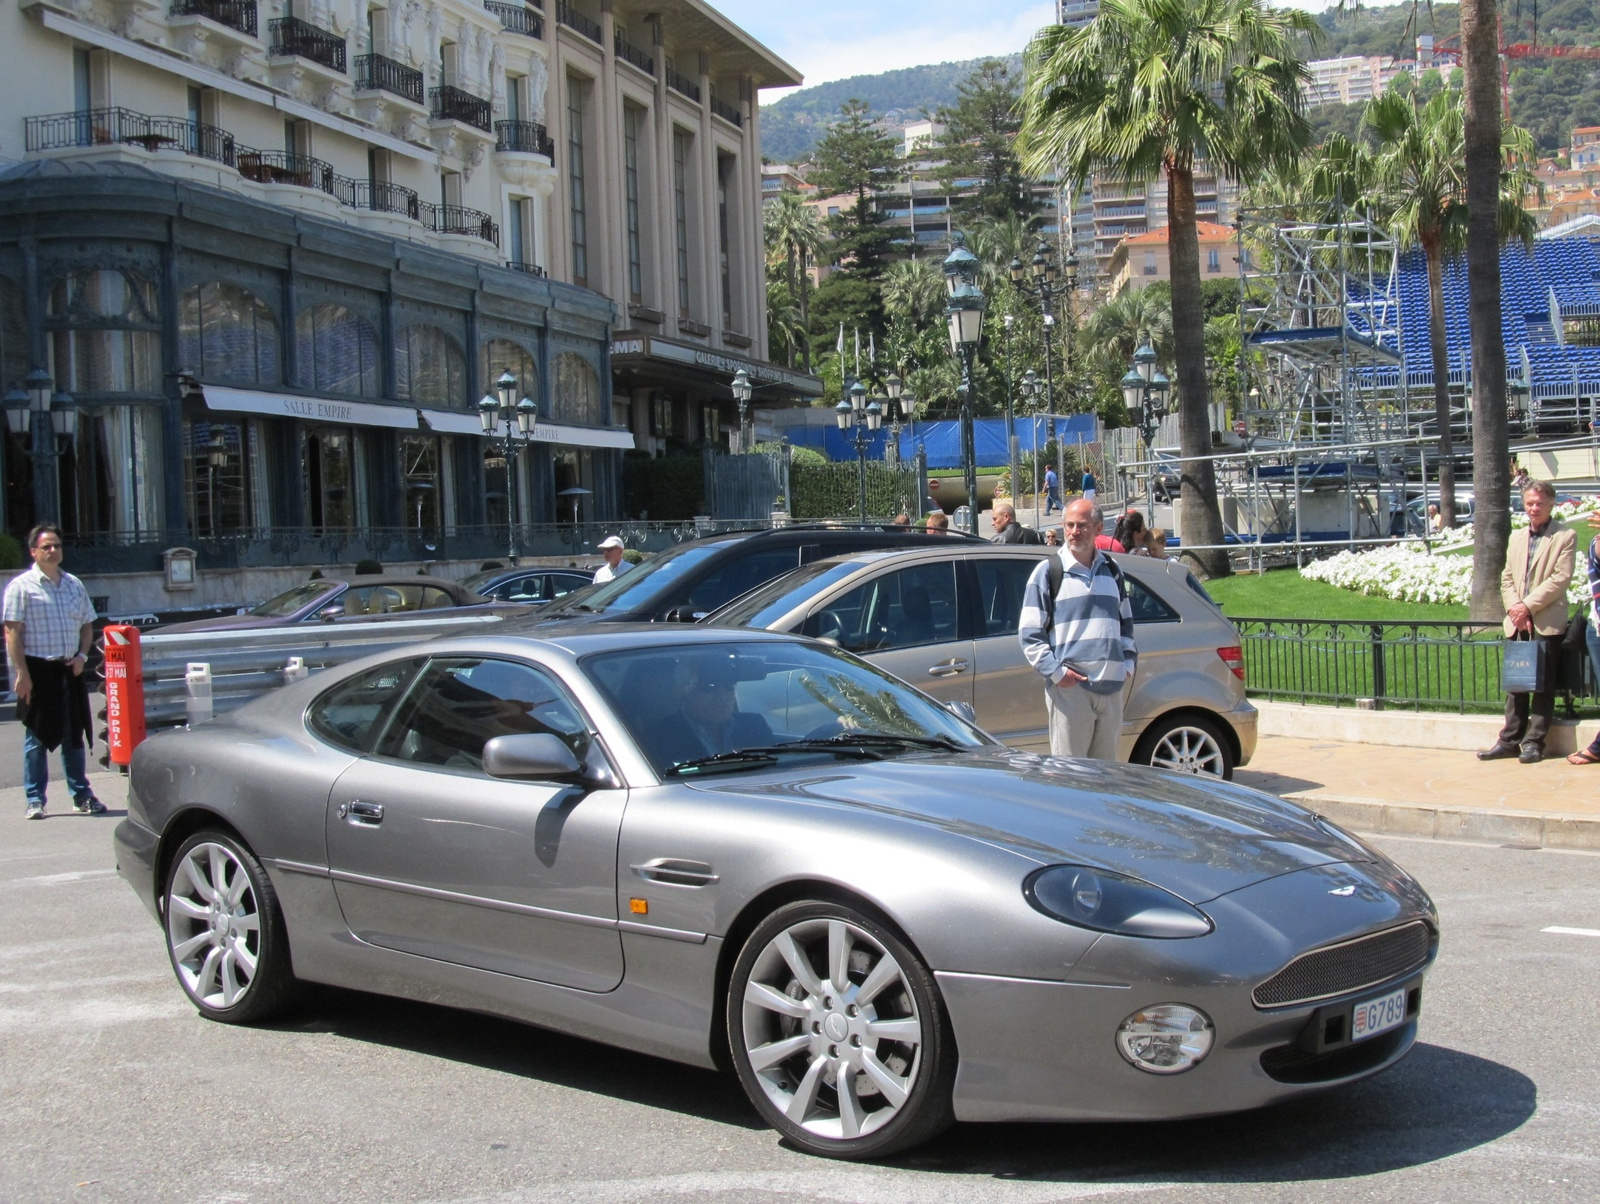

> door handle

[
  {"left": 927, "top": 659, "right": 970, "bottom": 678},
  {"left": 339, "top": 800, "right": 384, "bottom": 825},
  {"left": 631, "top": 858, "right": 719, "bottom": 886}
]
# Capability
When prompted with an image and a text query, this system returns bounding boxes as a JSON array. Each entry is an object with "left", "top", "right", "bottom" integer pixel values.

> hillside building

[
  {"left": 761, "top": 162, "right": 807, "bottom": 202},
  {"left": 1573, "top": 127, "right": 1600, "bottom": 170},
  {"left": 1056, "top": 1, "right": 1097, "bottom": 29},
  {"left": 1107, "top": 221, "right": 1239, "bottom": 297},
  {"left": 1303, "top": 55, "right": 1404, "bottom": 107},
  {"left": 0, "top": 0, "right": 815, "bottom": 589},
  {"left": 1088, "top": 169, "right": 1238, "bottom": 285}
]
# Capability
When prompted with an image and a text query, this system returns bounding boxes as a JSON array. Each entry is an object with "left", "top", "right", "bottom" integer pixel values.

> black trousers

[{"left": 1498, "top": 633, "right": 1565, "bottom": 750}]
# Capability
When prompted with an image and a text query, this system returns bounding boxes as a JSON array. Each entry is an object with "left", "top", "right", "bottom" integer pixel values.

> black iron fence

[
  {"left": 556, "top": 1, "right": 602, "bottom": 42},
  {"left": 710, "top": 94, "right": 743, "bottom": 126},
  {"left": 666, "top": 64, "right": 700, "bottom": 102},
  {"left": 354, "top": 53, "right": 424, "bottom": 104},
  {"left": 494, "top": 119, "right": 554, "bottom": 158},
  {"left": 1233, "top": 617, "right": 1596, "bottom": 712},
  {"left": 430, "top": 84, "right": 492, "bottom": 131},
  {"left": 614, "top": 33, "right": 654, "bottom": 74},
  {"left": 170, "top": 0, "right": 257, "bottom": 36},
  {"left": 268, "top": 16, "right": 346, "bottom": 71},
  {"left": 485, "top": 1, "right": 543, "bottom": 38}
]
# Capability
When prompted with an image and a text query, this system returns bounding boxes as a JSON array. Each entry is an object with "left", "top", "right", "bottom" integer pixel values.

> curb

[{"left": 1284, "top": 790, "right": 1600, "bottom": 852}]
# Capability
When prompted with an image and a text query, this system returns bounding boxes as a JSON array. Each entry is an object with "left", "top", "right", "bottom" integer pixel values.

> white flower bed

[{"left": 1301, "top": 495, "right": 1600, "bottom": 607}]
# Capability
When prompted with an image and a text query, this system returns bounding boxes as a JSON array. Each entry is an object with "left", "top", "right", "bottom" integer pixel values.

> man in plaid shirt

[{"left": 4, "top": 525, "right": 102, "bottom": 819}]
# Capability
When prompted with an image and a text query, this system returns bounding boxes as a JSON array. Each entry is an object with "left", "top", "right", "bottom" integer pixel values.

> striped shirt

[
  {"left": 1018, "top": 549, "right": 1137, "bottom": 694},
  {"left": 3, "top": 565, "right": 96, "bottom": 659},
  {"left": 1587, "top": 535, "right": 1600, "bottom": 633}
]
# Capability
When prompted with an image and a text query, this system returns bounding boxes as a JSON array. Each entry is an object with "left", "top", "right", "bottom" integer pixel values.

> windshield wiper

[
  {"left": 795, "top": 733, "right": 964, "bottom": 753},
  {"left": 668, "top": 749, "right": 782, "bottom": 775},
  {"left": 667, "top": 733, "right": 963, "bottom": 777}
]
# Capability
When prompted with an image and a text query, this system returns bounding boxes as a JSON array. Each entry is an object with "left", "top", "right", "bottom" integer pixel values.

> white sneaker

[{"left": 24, "top": 803, "right": 44, "bottom": 820}]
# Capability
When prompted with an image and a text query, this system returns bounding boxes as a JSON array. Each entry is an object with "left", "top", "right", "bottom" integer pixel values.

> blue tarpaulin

[{"left": 776, "top": 415, "right": 1099, "bottom": 470}]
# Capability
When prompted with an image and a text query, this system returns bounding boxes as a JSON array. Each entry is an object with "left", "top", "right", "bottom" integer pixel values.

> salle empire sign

[{"left": 281, "top": 396, "right": 360, "bottom": 423}]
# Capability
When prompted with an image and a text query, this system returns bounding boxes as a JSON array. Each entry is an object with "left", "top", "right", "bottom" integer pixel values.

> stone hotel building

[{"left": 0, "top": 0, "right": 810, "bottom": 596}]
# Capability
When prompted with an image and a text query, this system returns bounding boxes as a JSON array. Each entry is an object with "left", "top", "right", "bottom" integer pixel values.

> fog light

[{"left": 1116, "top": 1004, "right": 1214, "bottom": 1074}]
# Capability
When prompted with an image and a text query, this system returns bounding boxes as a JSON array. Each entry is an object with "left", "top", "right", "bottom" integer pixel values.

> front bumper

[{"left": 112, "top": 817, "right": 161, "bottom": 922}]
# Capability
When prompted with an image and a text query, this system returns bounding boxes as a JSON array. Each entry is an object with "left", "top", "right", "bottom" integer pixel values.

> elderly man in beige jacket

[{"left": 1479, "top": 480, "right": 1576, "bottom": 764}]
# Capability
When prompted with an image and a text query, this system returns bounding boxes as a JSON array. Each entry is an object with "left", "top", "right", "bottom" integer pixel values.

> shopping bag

[{"left": 1503, "top": 635, "right": 1547, "bottom": 694}]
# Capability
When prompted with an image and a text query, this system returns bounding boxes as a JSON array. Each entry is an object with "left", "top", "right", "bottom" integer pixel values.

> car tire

[
  {"left": 163, "top": 830, "right": 296, "bottom": 1024},
  {"left": 727, "top": 899, "right": 955, "bottom": 1160},
  {"left": 1132, "top": 712, "right": 1235, "bottom": 780}
]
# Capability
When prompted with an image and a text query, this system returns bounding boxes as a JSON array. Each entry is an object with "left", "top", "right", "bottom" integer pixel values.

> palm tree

[
  {"left": 1079, "top": 288, "right": 1174, "bottom": 380},
  {"left": 763, "top": 193, "right": 827, "bottom": 372},
  {"left": 881, "top": 257, "right": 945, "bottom": 329},
  {"left": 1364, "top": 87, "right": 1538, "bottom": 529},
  {"left": 1019, "top": 0, "right": 1317, "bottom": 578}
]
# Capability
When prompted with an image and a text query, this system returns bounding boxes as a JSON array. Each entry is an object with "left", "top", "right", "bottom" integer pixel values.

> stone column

[{"left": 697, "top": 49, "right": 717, "bottom": 341}]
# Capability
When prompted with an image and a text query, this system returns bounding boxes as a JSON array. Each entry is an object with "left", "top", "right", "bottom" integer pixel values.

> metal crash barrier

[{"left": 96, "top": 609, "right": 520, "bottom": 762}]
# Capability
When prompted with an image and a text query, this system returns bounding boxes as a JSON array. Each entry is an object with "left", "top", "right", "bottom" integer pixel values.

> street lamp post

[
  {"left": 835, "top": 379, "right": 882, "bottom": 522},
  {"left": 478, "top": 369, "right": 539, "bottom": 563},
  {"left": 1010, "top": 239, "right": 1076, "bottom": 465},
  {"left": 1120, "top": 344, "right": 1171, "bottom": 524},
  {"left": 3, "top": 368, "right": 76, "bottom": 525},
  {"left": 944, "top": 239, "right": 986, "bottom": 534},
  {"left": 730, "top": 367, "right": 754, "bottom": 451}
]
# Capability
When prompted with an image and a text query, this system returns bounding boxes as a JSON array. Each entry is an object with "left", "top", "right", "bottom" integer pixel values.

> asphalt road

[{"left": 2, "top": 779, "right": 1597, "bottom": 1203}]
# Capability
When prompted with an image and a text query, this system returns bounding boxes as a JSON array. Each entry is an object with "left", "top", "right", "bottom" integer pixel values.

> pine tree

[{"left": 932, "top": 60, "right": 1037, "bottom": 224}]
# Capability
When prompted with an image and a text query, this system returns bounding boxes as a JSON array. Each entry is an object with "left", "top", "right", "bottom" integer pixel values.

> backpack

[{"left": 1042, "top": 552, "right": 1128, "bottom": 639}]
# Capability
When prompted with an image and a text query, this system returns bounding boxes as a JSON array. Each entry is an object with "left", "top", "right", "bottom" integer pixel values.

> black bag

[{"left": 1503, "top": 631, "right": 1548, "bottom": 694}]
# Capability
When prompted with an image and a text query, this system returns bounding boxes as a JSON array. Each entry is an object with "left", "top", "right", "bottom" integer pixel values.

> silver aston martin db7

[{"left": 113, "top": 625, "right": 1438, "bottom": 1160}]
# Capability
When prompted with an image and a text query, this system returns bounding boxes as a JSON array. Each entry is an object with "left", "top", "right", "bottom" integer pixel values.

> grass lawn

[{"left": 1204, "top": 569, "right": 1470, "bottom": 622}]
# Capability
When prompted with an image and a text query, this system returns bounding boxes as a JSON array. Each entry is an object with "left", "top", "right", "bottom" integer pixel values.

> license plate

[{"left": 1350, "top": 986, "right": 1409, "bottom": 1041}]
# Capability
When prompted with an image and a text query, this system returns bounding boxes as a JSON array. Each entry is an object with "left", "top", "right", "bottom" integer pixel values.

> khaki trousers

[{"left": 1045, "top": 682, "right": 1124, "bottom": 760}]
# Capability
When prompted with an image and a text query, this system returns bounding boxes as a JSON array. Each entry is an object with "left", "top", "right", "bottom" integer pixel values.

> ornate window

[
  {"left": 394, "top": 324, "right": 465, "bottom": 406},
  {"left": 183, "top": 418, "right": 265, "bottom": 537},
  {"left": 57, "top": 405, "right": 164, "bottom": 537},
  {"left": 553, "top": 351, "right": 599, "bottom": 425},
  {"left": 401, "top": 435, "right": 441, "bottom": 530},
  {"left": 179, "top": 281, "right": 280, "bottom": 385},
  {"left": 296, "top": 304, "right": 381, "bottom": 398},
  {"left": 47, "top": 269, "right": 161, "bottom": 394},
  {"left": 480, "top": 338, "right": 539, "bottom": 403}
]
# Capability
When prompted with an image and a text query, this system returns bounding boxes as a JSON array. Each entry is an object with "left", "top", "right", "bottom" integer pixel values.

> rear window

[
  {"left": 1180, "top": 568, "right": 1223, "bottom": 612},
  {"left": 709, "top": 559, "right": 867, "bottom": 627}
]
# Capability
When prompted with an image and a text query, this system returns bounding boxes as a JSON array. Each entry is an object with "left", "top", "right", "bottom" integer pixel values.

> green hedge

[
  {"left": 623, "top": 453, "right": 703, "bottom": 520},
  {"left": 792, "top": 462, "right": 920, "bottom": 520}
]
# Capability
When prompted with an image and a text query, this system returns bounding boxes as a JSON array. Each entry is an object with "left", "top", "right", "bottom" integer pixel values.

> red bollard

[{"left": 102, "top": 624, "right": 146, "bottom": 767}]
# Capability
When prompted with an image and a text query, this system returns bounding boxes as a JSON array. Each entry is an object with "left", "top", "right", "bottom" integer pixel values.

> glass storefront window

[
  {"left": 302, "top": 427, "right": 357, "bottom": 532},
  {"left": 182, "top": 418, "right": 253, "bottom": 537},
  {"left": 47, "top": 270, "right": 161, "bottom": 395},
  {"left": 480, "top": 338, "right": 539, "bottom": 407},
  {"left": 401, "top": 435, "right": 440, "bottom": 531},
  {"left": 58, "top": 405, "right": 164, "bottom": 538},
  {"left": 179, "top": 281, "right": 280, "bottom": 385},
  {"left": 394, "top": 324, "right": 464, "bottom": 406},
  {"left": 553, "top": 351, "right": 600, "bottom": 425},
  {"left": 296, "top": 304, "right": 381, "bottom": 398}
]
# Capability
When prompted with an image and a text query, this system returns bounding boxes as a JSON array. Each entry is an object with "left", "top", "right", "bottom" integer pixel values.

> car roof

[{"left": 459, "top": 621, "right": 808, "bottom": 656}]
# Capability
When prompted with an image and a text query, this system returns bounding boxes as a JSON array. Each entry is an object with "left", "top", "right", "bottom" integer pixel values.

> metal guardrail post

[
  {"left": 185, "top": 663, "right": 213, "bottom": 726},
  {"left": 1367, "top": 623, "right": 1386, "bottom": 709}
]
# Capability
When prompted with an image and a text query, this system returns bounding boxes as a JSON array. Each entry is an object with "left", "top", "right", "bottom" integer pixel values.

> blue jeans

[
  {"left": 23, "top": 727, "right": 92, "bottom": 810},
  {"left": 1587, "top": 626, "right": 1600, "bottom": 755},
  {"left": 1044, "top": 487, "right": 1062, "bottom": 513}
]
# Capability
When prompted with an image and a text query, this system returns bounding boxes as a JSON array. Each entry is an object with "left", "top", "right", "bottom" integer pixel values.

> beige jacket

[{"left": 1501, "top": 519, "right": 1576, "bottom": 637}]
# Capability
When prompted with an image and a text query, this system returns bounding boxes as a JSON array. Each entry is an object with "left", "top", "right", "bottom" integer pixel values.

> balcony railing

[
  {"left": 507, "top": 261, "right": 546, "bottom": 276},
  {"left": 354, "top": 53, "right": 424, "bottom": 105},
  {"left": 267, "top": 16, "right": 346, "bottom": 71},
  {"left": 25, "top": 108, "right": 236, "bottom": 166},
  {"left": 710, "top": 94, "right": 742, "bottom": 127},
  {"left": 666, "top": 64, "right": 700, "bottom": 102},
  {"left": 614, "top": 34, "right": 653, "bottom": 74},
  {"left": 356, "top": 180, "right": 423, "bottom": 219},
  {"left": 484, "top": 2, "right": 543, "bottom": 39},
  {"left": 494, "top": 120, "right": 554, "bottom": 159},
  {"left": 421, "top": 202, "right": 499, "bottom": 245},
  {"left": 430, "top": 85, "right": 492, "bottom": 132},
  {"left": 169, "top": 0, "right": 257, "bottom": 37},
  {"left": 556, "top": 1, "right": 602, "bottom": 43},
  {"left": 237, "top": 149, "right": 335, "bottom": 191}
]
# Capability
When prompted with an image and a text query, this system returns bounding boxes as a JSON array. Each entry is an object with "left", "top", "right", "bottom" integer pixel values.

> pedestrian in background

[
  {"left": 1018, "top": 499, "right": 1137, "bottom": 760},
  {"left": 1569, "top": 525, "right": 1600, "bottom": 765},
  {"left": 1043, "top": 528, "right": 1061, "bottom": 547},
  {"left": 1043, "top": 465, "right": 1061, "bottom": 514},
  {"left": 592, "top": 536, "right": 631, "bottom": 584},
  {"left": 990, "top": 502, "right": 1041, "bottom": 545},
  {"left": 1081, "top": 467, "right": 1097, "bottom": 502},
  {"left": 925, "top": 510, "right": 950, "bottom": 534},
  {"left": 1480, "top": 481, "right": 1575, "bottom": 765},
  {"left": 3, "top": 525, "right": 103, "bottom": 820},
  {"left": 1113, "top": 511, "right": 1149, "bottom": 555}
]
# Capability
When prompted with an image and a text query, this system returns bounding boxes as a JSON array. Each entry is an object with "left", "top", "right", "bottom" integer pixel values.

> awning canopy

[{"left": 201, "top": 387, "right": 634, "bottom": 449}]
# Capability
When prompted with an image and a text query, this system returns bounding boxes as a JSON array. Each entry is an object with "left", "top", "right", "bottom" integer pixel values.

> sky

[{"left": 713, "top": 1, "right": 1342, "bottom": 100}]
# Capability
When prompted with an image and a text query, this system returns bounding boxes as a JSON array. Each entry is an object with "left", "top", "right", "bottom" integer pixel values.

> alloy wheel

[
  {"left": 1148, "top": 724, "right": 1227, "bottom": 777},
  {"left": 739, "top": 916, "right": 924, "bottom": 1142},
  {"left": 166, "top": 841, "right": 262, "bottom": 1009}
]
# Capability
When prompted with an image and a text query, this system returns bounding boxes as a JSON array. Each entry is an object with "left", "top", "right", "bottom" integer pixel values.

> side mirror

[
  {"left": 483, "top": 732, "right": 583, "bottom": 781},
  {"left": 944, "top": 700, "right": 978, "bottom": 725},
  {"left": 662, "top": 605, "right": 700, "bottom": 623},
  {"left": 316, "top": 605, "right": 345, "bottom": 621}
]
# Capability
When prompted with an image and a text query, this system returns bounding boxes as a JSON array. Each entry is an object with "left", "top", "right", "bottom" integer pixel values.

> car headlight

[
  {"left": 1117, "top": 1004, "right": 1214, "bottom": 1074},
  {"left": 1024, "top": 865, "right": 1213, "bottom": 938}
]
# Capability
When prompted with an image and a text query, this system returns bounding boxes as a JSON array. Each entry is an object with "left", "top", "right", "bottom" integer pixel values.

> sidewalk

[{"left": 1238, "top": 733, "right": 1600, "bottom": 850}]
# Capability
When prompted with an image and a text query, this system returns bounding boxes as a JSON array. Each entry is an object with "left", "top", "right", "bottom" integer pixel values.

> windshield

[
  {"left": 549, "top": 541, "right": 736, "bottom": 615},
  {"left": 583, "top": 640, "right": 988, "bottom": 777},
  {"left": 459, "top": 569, "right": 502, "bottom": 593},
  {"left": 249, "top": 583, "right": 337, "bottom": 618},
  {"left": 710, "top": 560, "right": 870, "bottom": 628}
]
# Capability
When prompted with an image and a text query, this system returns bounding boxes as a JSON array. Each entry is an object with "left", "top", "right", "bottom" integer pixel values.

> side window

[
  {"left": 972, "top": 558, "right": 1042, "bottom": 638},
  {"left": 307, "top": 659, "right": 423, "bottom": 753},
  {"left": 680, "top": 548, "right": 799, "bottom": 616},
  {"left": 804, "top": 563, "right": 959, "bottom": 652},
  {"left": 1127, "top": 578, "right": 1179, "bottom": 624},
  {"left": 376, "top": 657, "right": 591, "bottom": 773},
  {"left": 498, "top": 575, "right": 547, "bottom": 603},
  {"left": 419, "top": 586, "right": 454, "bottom": 610}
]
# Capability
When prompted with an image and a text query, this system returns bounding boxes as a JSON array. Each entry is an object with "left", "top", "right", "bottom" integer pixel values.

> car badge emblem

[{"left": 1328, "top": 885, "right": 1356, "bottom": 897}]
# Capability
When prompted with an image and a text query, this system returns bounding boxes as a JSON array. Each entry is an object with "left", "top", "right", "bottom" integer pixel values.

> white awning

[
  {"left": 415, "top": 408, "right": 483, "bottom": 435},
  {"left": 201, "top": 386, "right": 419, "bottom": 430},
  {"left": 414, "top": 408, "right": 635, "bottom": 450}
]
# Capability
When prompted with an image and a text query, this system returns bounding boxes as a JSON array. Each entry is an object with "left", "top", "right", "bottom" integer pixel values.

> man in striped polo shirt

[{"left": 1018, "top": 498, "right": 1137, "bottom": 760}]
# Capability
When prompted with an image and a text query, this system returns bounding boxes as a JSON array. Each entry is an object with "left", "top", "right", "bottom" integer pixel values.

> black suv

[{"left": 531, "top": 525, "right": 977, "bottom": 625}]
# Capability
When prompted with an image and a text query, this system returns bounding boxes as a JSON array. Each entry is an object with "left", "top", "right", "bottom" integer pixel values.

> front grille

[
  {"left": 1253, "top": 920, "right": 1431, "bottom": 1008},
  {"left": 1259, "top": 1025, "right": 1411, "bottom": 1083}
]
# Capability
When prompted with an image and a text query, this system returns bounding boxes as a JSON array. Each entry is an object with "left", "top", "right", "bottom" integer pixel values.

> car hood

[{"left": 693, "top": 748, "right": 1368, "bottom": 904}]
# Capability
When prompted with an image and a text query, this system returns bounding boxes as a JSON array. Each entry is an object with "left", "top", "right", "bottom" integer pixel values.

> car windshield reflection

[
  {"left": 249, "top": 583, "right": 336, "bottom": 617},
  {"left": 583, "top": 641, "right": 987, "bottom": 776},
  {"left": 709, "top": 559, "right": 868, "bottom": 628}
]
